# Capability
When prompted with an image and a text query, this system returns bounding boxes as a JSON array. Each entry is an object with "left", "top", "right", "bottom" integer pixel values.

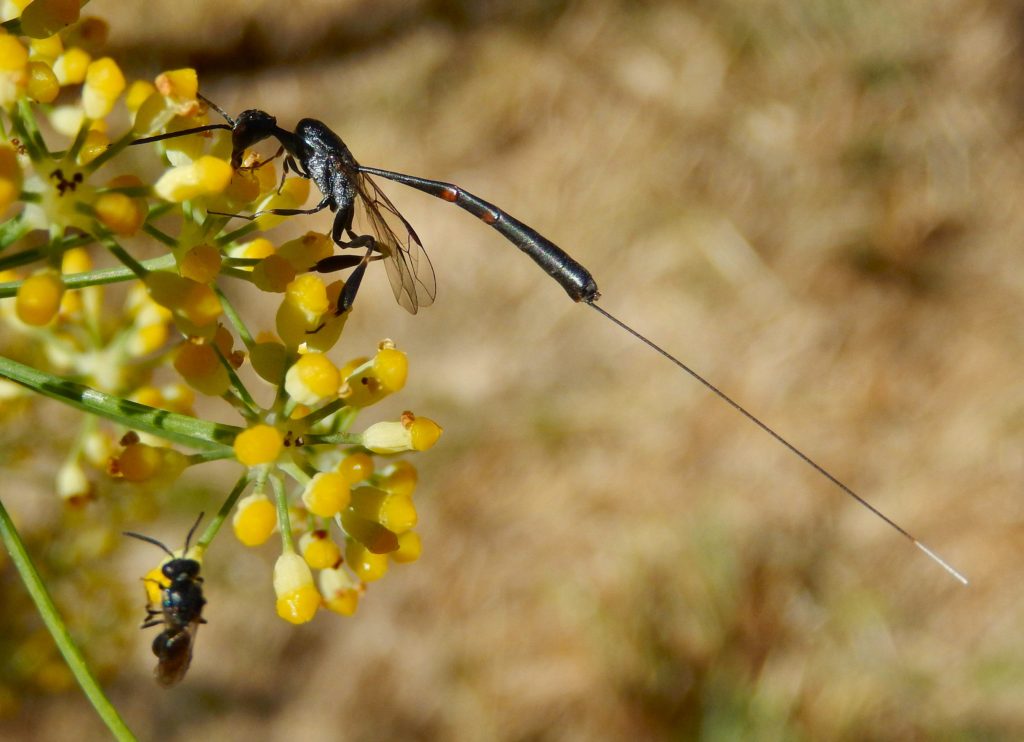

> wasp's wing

[
  {"left": 353, "top": 172, "right": 437, "bottom": 314},
  {"left": 153, "top": 622, "right": 199, "bottom": 687}
]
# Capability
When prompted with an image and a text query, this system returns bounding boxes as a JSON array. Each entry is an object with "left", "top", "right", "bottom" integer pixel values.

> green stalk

[
  {"left": 196, "top": 472, "right": 251, "bottom": 551},
  {"left": 271, "top": 474, "right": 296, "bottom": 553},
  {"left": 0, "top": 354, "right": 239, "bottom": 451},
  {"left": 0, "top": 498, "right": 137, "bottom": 742}
]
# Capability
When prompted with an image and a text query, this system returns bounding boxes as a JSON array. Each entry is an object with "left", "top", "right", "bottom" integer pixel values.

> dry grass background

[{"left": 3, "top": 0, "right": 1024, "bottom": 739}]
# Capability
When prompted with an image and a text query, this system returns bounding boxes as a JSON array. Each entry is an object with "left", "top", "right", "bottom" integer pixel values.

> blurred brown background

[{"left": 4, "top": 0, "right": 1024, "bottom": 739}]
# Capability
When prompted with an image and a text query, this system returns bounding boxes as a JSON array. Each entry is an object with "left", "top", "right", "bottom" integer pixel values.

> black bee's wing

[
  {"left": 153, "top": 622, "right": 199, "bottom": 687},
  {"left": 353, "top": 172, "right": 437, "bottom": 314}
]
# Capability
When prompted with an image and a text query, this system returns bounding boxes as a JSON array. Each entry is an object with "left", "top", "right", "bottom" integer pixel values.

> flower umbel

[{"left": 0, "top": 12, "right": 443, "bottom": 719}]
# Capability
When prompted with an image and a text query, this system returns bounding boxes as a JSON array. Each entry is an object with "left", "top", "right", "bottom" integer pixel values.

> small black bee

[{"left": 124, "top": 513, "right": 207, "bottom": 686}]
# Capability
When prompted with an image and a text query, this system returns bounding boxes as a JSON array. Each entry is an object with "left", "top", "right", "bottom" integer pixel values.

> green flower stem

[
  {"left": 101, "top": 236, "right": 148, "bottom": 278},
  {"left": 66, "top": 118, "right": 94, "bottom": 164},
  {"left": 146, "top": 202, "right": 177, "bottom": 221},
  {"left": 0, "top": 212, "right": 30, "bottom": 250},
  {"left": 301, "top": 432, "right": 363, "bottom": 446},
  {"left": 271, "top": 474, "right": 296, "bottom": 553},
  {"left": 141, "top": 223, "right": 178, "bottom": 248},
  {"left": 0, "top": 245, "right": 46, "bottom": 272},
  {"left": 12, "top": 99, "right": 46, "bottom": 160},
  {"left": 187, "top": 448, "right": 239, "bottom": 465},
  {"left": 219, "top": 266, "right": 258, "bottom": 283},
  {"left": 222, "top": 258, "right": 261, "bottom": 268},
  {"left": 196, "top": 472, "right": 251, "bottom": 551},
  {"left": 0, "top": 354, "right": 240, "bottom": 451},
  {"left": 0, "top": 254, "right": 178, "bottom": 297},
  {"left": 86, "top": 130, "right": 135, "bottom": 173},
  {"left": 213, "top": 344, "right": 258, "bottom": 414},
  {"left": 215, "top": 286, "right": 255, "bottom": 349},
  {"left": 0, "top": 498, "right": 137, "bottom": 742},
  {"left": 301, "top": 398, "right": 348, "bottom": 427},
  {"left": 278, "top": 460, "right": 312, "bottom": 486},
  {"left": 216, "top": 222, "right": 259, "bottom": 246}
]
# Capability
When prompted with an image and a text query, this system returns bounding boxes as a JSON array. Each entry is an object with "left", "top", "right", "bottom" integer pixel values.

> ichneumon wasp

[{"left": 130, "top": 96, "right": 968, "bottom": 586}]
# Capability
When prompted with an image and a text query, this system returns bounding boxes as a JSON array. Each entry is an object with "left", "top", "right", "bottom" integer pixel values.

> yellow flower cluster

[
  {"left": 228, "top": 340, "right": 440, "bottom": 622},
  {"left": 0, "top": 2, "right": 443, "bottom": 650}
]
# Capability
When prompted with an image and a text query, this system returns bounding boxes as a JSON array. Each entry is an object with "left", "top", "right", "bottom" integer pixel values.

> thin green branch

[
  {"left": 141, "top": 222, "right": 179, "bottom": 248},
  {"left": 101, "top": 236, "right": 149, "bottom": 277},
  {"left": 301, "top": 397, "right": 348, "bottom": 427},
  {"left": 215, "top": 285, "right": 255, "bottom": 349},
  {"left": 271, "top": 474, "right": 296, "bottom": 553},
  {"left": 300, "top": 432, "right": 363, "bottom": 446},
  {"left": 196, "top": 472, "right": 251, "bottom": 551},
  {"left": 0, "top": 213, "right": 30, "bottom": 251},
  {"left": 216, "top": 222, "right": 259, "bottom": 245},
  {"left": 0, "top": 254, "right": 178, "bottom": 298},
  {"left": 0, "top": 354, "right": 239, "bottom": 451},
  {"left": 0, "top": 498, "right": 137, "bottom": 742},
  {"left": 13, "top": 99, "right": 47, "bottom": 160},
  {"left": 66, "top": 118, "right": 94, "bottom": 164}
]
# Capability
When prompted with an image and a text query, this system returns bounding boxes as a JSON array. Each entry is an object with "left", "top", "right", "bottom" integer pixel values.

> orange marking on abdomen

[{"left": 441, "top": 186, "right": 458, "bottom": 202}]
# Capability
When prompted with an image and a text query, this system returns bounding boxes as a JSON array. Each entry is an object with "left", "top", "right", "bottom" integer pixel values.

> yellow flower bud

[
  {"left": 409, "top": 416, "right": 443, "bottom": 451},
  {"left": 344, "top": 539, "right": 389, "bottom": 582},
  {"left": 337, "top": 452, "right": 374, "bottom": 485},
  {"left": 26, "top": 60, "right": 58, "bottom": 102},
  {"left": 276, "top": 274, "right": 333, "bottom": 346},
  {"left": 301, "top": 471, "right": 350, "bottom": 518},
  {"left": 233, "top": 424, "right": 283, "bottom": 467},
  {"left": 273, "top": 552, "right": 320, "bottom": 624},
  {"left": 250, "top": 340, "right": 288, "bottom": 384},
  {"left": 339, "top": 510, "right": 398, "bottom": 554},
  {"left": 29, "top": 35, "right": 63, "bottom": 63},
  {"left": 237, "top": 237, "right": 275, "bottom": 261},
  {"left": 173, "top": 342, "right": 230, "bottom": 397},
  {"left": 155, "top": 68, "right": 198, "bottom": 102},
  {"left": 179, "top": 244, "right": 222, "bottom": 284},
  {"left": 76, "top": 129, "right": 108, "bottom": 165},
  {"left": 253, "top": 177, "right": 309, "bottom": 230},
  {"left": 18, "top": 0, "right": 82, "bottom": 40},
  {"left": 52, "top": 46, "right": 90, "bottom": 86},
  {"left": 125, "top": 79, "right": 155, "bottom": 114},
  {"left": 56, "top": 460, "right": 93, "bottom": 506},
  {"left": 319, "top": 567, "right": 361, "bottom": 616},
  {"left": 154, "top": 156, "right": 232, "bottom": 202},
  {"left": 0, "top": 144, "right": 22, "bottom": 216},
  {"left": 0, "top": 36, "right": 28, "bottom": 107},
  {"left": 299, "top": 530, "right": 342, "bottom": 570},
  {"left": 232, "top": 493, "right": 277, "bottom": 547},
  {"left": 349, "top": 486, "right": 417, "bottom": 534},
  {"left": 379, "top": 460, "right": 417, "bottom": 497},
  {"left": 16, "top": 270, "right": 63, "bottom": 326},
  {"left": 391, "top": 531, "right": 422, "bottom": 564},
  {"left": 94, "top": 191, "right": 145, "bottom": 236},
  {"left": 277, "top": 232, "right": 334, "bottom": 272},
  {"left": 251, "top": 254, "right": 295, "bottom": 293},
  {"left": 115, "top": 442, "right": 161, "bottom": 482},
  {"left": 285, "top": 352, "right": 340, "bottom": 406},
  {"left": 0, "top": 35, "right": 28, "bottom": 72},
  {"left": 81, "top": 57, "right": 125, "bottom": 118},
  {"left": 342, "top": 345, "right": 408, "bottom": 407}
]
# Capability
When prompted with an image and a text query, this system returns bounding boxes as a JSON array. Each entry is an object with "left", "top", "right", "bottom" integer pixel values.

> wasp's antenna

[
  {"left": 129, "top": 94, "right": 235, "bottom": 148},
  {"left": 183, "top": 512, "right": 204, "bottom": 554},
  {"left": 586, "top": 301, "right": 969, "bottom": 586},
  {"left": 197, "top": 93, "right": 235, "bottom": 126},
  {"left": 123, "top": 531, "right": 175, "bottom": 558}
]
